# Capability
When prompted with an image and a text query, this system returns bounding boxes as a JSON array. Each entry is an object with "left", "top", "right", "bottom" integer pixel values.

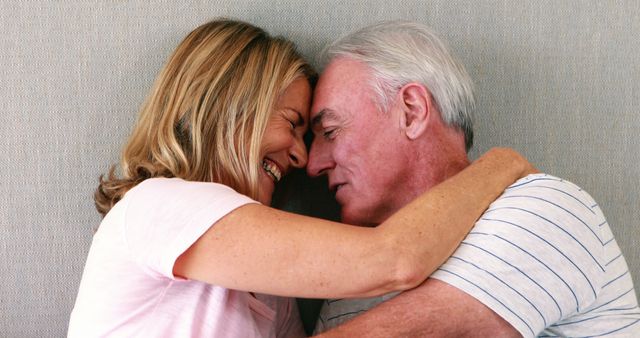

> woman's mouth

[{"left": 262, "top": 159, "right": 282, "bottom": 182}]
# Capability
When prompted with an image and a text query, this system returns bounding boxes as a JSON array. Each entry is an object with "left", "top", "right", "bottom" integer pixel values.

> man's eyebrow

[{"left": 311, "top": 109, "right": 337, "bottom": 127}]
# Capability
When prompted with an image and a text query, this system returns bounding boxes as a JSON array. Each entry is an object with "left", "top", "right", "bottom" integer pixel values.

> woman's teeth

[{"left": 262, "top": 160, "right": 282, "bottom": 182}]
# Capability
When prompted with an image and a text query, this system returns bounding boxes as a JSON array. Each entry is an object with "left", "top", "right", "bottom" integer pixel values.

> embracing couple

[{"left": 68, "top": 19, "right": 639, "bottom": 337}]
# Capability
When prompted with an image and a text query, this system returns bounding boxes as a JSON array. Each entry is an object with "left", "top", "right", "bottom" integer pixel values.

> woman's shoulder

[
  {"left": 123, "top": 177, "right": 258, "bottom": 217},
  {"left": 118, "top": 177, "right": 259, "bottom": 273},
  {"left": 128, "top": 177, "right": 244, "bottom": 200}
]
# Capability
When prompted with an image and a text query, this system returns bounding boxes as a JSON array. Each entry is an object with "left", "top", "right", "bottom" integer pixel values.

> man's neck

[
  {"left": 374, "top": 137, "right": 471, "bottom": 227},
  {"left": 404, "top": 154, "right": 470, "bottom": 206}
]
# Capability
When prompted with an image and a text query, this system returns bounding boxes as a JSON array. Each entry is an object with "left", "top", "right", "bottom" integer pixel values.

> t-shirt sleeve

[
  {"left": 122, "top": 178, "right": 257, "bottom": 280},
  {"left": 276, "top": 298, "right": 306, "bottom": 338},
  {"left": 431, "top": 174, "right": 607, "bottom": 337}
]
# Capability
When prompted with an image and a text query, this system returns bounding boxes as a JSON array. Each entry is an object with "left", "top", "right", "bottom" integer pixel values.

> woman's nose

[{"left": 289, "top": 137, "right": 308, "bottom": 168}]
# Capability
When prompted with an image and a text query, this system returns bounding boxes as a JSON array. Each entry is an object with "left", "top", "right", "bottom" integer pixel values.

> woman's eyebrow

[{"left": 283, "top": 107, "right": 306, "bottom": 126}]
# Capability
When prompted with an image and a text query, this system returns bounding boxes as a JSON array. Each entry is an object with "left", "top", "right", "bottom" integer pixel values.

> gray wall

[{"left": 1, "top": 1, "right": 638, "bottom": 336}]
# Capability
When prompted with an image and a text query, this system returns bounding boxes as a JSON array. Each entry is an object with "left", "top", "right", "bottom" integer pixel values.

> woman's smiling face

[{"left": 258, "top": 77, "right": 311, "bottom": 205}]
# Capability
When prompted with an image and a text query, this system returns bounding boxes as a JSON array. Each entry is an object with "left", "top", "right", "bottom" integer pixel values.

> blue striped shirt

[{"left": 315, "top": 174, "right": 640, "bottom": 337}]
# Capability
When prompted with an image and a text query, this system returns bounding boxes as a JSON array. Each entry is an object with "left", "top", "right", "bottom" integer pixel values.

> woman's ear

[{"left": 397, "top": 83, "right": 431, "bottom": 140}]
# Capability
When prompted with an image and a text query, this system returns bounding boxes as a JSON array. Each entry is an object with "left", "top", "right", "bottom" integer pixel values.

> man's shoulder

[
  {"left": 433, "top": 173, "right": 638, "bottom": 338},
  {"left": 492, "top": 173, "right": 601, "bottom": 218},
  {"left": 503, "top": 173, "right": 591, "bottom": 198},
  {"left": 476, "top": 173, "right": 609, "bottom": 256}
]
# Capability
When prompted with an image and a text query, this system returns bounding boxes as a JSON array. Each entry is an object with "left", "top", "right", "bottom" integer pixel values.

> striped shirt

[{"left": 315, "top": 174, "right": 640, "bottom": 337}]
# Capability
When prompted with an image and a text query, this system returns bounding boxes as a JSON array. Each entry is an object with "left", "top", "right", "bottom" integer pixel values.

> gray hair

[{"left": 322, "top": 20, "right": 475, "bottom": 151}]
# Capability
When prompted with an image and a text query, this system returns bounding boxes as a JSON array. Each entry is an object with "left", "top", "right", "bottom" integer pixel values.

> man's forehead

[
  {"left": 311, "top": 72, "right": 342, "bottom": 110},
  {"left": 310, "top": 57, "right": 371, "bottom": 125},
  {"left": 312, "top": 57, "right": 360, "bottom": 98}
]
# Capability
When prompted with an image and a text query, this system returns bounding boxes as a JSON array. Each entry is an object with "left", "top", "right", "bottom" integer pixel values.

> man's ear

[{"left": 397, "top": 83, "right": 431, "bottom": 140}]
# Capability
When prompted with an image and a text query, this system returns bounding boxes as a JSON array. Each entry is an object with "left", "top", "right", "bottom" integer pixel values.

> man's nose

[{"left": 306, "top": 141, "right": 334, "bottom": 177}]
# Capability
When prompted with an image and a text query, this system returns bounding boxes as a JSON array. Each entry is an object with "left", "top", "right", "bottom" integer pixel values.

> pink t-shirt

[{"left": 68, "top": 178, "right": 304, "bottom": 337}]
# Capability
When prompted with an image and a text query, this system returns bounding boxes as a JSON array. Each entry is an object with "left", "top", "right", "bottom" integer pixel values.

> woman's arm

[{"left": 174, "top": 148, "right": 534, "bottom": 298}]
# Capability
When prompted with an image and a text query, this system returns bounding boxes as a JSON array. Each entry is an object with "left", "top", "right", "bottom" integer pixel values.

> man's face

[{"left": 307, "top": 58, "right": 411, "bottom": 226}]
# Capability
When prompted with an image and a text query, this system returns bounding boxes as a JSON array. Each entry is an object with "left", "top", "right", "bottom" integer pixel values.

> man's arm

[
  {"left": 317, "top": 175, "right": 612, "bottom": 337},
  {"left": 315, "top": 278, "right": 520, "bottom": 338}
]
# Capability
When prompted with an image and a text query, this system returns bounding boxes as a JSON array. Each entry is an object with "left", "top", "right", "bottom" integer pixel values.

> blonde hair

[{"left": 95, "top": 19, "right": 315, "bottom": 216}]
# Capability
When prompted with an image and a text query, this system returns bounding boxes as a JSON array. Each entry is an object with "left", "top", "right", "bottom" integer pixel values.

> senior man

[{"left": 307, "top": 21, "right": 639, "bottom": 337}]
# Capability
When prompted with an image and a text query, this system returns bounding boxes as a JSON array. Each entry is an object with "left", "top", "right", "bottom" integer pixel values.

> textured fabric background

[{"left": 1, "top": 1, "right": 638, "bottom": 337}]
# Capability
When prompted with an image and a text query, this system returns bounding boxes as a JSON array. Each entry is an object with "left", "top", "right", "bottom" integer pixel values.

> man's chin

[{"left": 341, "top": 209, "right": 379, "bottom": 228}]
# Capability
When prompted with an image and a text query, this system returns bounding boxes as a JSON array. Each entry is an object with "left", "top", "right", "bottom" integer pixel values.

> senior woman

[{"left": 68, "top": 19, "right": 533, "bottom": 337}]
